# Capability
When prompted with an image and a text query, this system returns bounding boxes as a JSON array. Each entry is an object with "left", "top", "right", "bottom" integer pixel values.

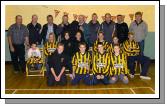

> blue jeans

[
  {"left": 71, "top": 74, "right": 91, "bottom": 85},
  {"left": 91, "top": 75, "right": 109, "bottom": 85},
  {"left": 28, "top": 63, "right": 42, "bottom": 70},
  {"left": 138, "top": 40, "right": 145, "bottom": 55},
  {"left": 109, "top": 74, "right": 129, "bottom": 84}
]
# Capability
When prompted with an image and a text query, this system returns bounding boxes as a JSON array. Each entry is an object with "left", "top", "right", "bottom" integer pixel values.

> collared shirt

[
  {"left": 46, "top": 24, "right": 54, "bottom": 40},
  {"left": 8, "top": 23, "right": 29, "bottom": 44}
]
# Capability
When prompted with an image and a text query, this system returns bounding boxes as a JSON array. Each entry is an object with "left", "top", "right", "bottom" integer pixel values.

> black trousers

[{"left": 9, "top": 44, "right": 26, "bottom": 72}]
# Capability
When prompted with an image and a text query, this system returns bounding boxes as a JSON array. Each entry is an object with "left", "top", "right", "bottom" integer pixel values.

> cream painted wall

[{"left": 5, "top": 5, "right": 155, "bottom": 31}]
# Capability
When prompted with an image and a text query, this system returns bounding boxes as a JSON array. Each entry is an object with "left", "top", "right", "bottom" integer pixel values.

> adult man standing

[
  {"left": 27, "top": 14, "right": 42, "bottom": 45},
  {"left": 100, "top": 13, "right": 116, "bottom": 43},
  {"left": 129, "top": 12, "right": 148, "bottom": 55},
  {"left": 116, "top": 15, "right": 129, "bottom": 44},
  {"left": 7, "top": 15, "right": 29, "bottom": 73},
  {"left": 70, "top": 15, "right": 89, "bottom": 45},
  {"left": 41, "top": 15, "right": 58, "bottom": 44},
  {"left": 88, "top": 13, "right": 100, "bottom": 47}
]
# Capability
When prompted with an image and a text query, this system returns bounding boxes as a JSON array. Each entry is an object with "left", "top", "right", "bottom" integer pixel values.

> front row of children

[{"left": 27, "top": 32, "right": 151, "bottom": 86}]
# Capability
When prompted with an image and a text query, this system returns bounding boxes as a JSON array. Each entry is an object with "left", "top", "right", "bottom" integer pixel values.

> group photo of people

[
  {"left": 7, "top": 11, "right": 151, "bottom": 85},
  {"left": 4, "top": 4, "right": 156, "bottom": 94}
]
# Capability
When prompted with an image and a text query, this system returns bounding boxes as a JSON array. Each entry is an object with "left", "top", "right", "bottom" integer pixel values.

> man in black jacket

[
  {"left": 57, "top": 15, "right": 71, "bottom": 41},
  {"left": 41, "top": 15, "right": 58, "bottom": 44},
  {"left": 27, "top": 14, "right": 41, "bottom": 45},
  {"left": 116, "top": 15, "right": 129, "bottom": 44}
]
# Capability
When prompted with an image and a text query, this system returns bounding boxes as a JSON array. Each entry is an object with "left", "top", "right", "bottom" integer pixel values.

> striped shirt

[
  {"left": 93, "top": 40, "right": 110, "bottom": 53},
  {"left": 110, "top": 43, "right": 123, "bottom": 53},
  {"left": 93, "top": 52, "right": 111, "bottom": 76},
  {"left": 123, "top": 40, "right": 140, "bottom": 56},
  {"left": 27, "top": 57, "right": 42, "bottom": 64},
  {"left": 44, "top": 41, "right": 57, "bottom": 56},
  {"left": 110, "top": 52, "right": 128, "bottom": 75},
  {"left": 72, "top": 51, "right": 91, "bottom": 74}
]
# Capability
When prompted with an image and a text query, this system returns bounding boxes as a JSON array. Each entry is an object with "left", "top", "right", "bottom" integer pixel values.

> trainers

[
  {"left": 129, "top": 74, "right": 134, "bottom": 78},
  {"left": 140, "top": 76, "right": 151, "bottom": 80},
  {"left": 14, "top": 71, "right": 19, "bottom": 74}
]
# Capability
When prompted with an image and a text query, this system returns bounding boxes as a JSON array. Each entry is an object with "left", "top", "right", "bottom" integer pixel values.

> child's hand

[
  {"left": 101, "top": 75, "right": 104, "bottom": 79},
  {"left": 96, "top": 75, "right": 101, "bottom": 79},
  {"left": 72, "top": 73, "right": 75, "bottom": 79}
]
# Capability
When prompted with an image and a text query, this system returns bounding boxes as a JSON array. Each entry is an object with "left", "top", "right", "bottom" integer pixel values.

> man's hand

[
  {"left": 79, "top": 26, "right": 84, "bottom": 31},
  {"left": 10, "top": 46, "right": 15, "bottom": 52}
]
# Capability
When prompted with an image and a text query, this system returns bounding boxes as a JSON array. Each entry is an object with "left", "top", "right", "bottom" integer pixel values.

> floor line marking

[
  {"left": 130, "top": 88, "right": 135, "bottom": 94},
  {"left": 6, "top": 87, "right": 153, "bottom": 91},
  {"left": 12, "top": 90, "right": 17, "bottom": 94},
  {"left": 148, "top": 87, "right": 155, "bottom": 93},
  {"left": 131, "top": 87, "right": 152, "bottom": 89}
]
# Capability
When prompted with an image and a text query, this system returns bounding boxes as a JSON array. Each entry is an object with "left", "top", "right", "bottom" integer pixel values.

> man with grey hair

[{"left": 7, "top": 15, "right": 29, "bottom": 73}]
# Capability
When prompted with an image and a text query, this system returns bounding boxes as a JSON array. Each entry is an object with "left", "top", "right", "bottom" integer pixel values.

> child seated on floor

[{"left": 27, "top": 43, "right": 42, "bottom": 71}]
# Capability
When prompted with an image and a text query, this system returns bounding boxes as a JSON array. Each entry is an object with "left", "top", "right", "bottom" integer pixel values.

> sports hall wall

[{"left": 5, "top": 5, "right": 155, "bottom": 61}]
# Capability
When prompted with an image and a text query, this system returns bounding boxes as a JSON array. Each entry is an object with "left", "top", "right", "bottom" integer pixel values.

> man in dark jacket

[
  {"left": 57, "top": 15, "right": 71, "bottom": 41},
  {"left": 70, "top": 15, "right": 89, "bottom": 45},
  {"left": 41, "top": 15, "right": 58, "bottom": 44},
  {"left": 100, "top": 13, "right": 116, "bottom": 43},
  {"left": 116, "top": 15, "right": 129, "bottom": 44},
  {"left": 27, "top": 14, "right": 41, "bottom": 45},
  {"left": 88, "top": 13, "right": 100, "bottom": 47}
]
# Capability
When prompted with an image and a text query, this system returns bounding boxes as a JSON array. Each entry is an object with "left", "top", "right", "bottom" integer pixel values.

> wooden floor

[{"left": 5, "top": 63, "right": 155, "bottom": 94}]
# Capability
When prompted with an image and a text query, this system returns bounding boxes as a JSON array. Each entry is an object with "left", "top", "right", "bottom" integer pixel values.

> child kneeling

[
  {"left": 109, "top": 44, "right": 129, "bottom": 84},
  {"left": 71, "top": 42, "right": 91, "bottom": 85},
  {"left": 92, "top": 42, "right": 110, "bottom": 85}
]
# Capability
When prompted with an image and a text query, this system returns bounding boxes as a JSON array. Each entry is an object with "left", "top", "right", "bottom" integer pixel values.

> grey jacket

[
  {"left": 129, "top": 20, "right": 148, "bottom": 42},
  {"left": 100, "top": 21, "right": 116, "bottom": 43}
]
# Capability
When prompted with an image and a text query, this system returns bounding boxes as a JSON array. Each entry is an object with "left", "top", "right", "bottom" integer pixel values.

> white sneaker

[
  {"left": 129, "top": 74, "right": 134, "bottom": 78},
  {"left": 140, "top": 76, "right": 151, "bottom": 80}
]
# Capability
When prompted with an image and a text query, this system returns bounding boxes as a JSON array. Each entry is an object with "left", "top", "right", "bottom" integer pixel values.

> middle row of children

[{"left": 27, "top": 31, "right": 151, "bottom": 86}]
